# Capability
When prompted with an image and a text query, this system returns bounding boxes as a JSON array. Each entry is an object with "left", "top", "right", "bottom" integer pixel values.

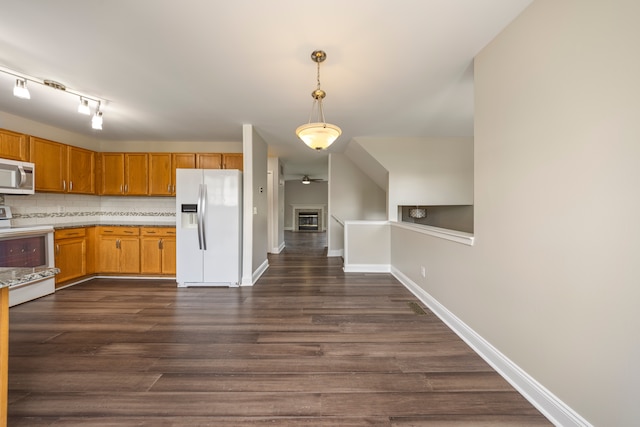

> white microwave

[{"left": 0, "top": 158, "right": 35, "bottom": 195}]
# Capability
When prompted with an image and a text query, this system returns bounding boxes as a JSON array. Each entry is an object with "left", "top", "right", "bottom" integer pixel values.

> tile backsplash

[{"left": 3, "top": 193, "right": 176, "bottom": 227}]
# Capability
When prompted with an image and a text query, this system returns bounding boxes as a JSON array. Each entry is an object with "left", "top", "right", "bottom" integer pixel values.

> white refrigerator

[{"left": 176, "top": 169, "right": 242, "bottom": 287}]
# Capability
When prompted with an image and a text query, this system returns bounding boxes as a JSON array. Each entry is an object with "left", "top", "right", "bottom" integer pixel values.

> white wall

[
  {"left": 0, "top": 111, "right": 101, "bottom": 150},
  {"left": 0, "top": 111, "right": 243, "bottom": 154},
  {"left": 392, "top": 1, "right": 640, "bottom": 425},
  {"left": 328, "top": 153, "right": 387, "bottom": 256},
  {"left": 267, "top": 157, "right": 285, "bottom": 253},
  {"left": 241, "top": 124, "right": 269, "bottom": 285},
  {"left": 355, "top": 136, "right": 473, "bottom": 221}
]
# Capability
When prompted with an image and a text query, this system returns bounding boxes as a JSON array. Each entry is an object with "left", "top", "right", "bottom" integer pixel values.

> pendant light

[{"left": 295, "top": 50, "right": 341, "bottom": 150}]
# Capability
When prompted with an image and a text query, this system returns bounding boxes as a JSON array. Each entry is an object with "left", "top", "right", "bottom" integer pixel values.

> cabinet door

[
  {"left": 55, "top": 238, "right": 86, "bottom": 286},
  {"left": 98, "top": 237, "right": 120, "bottom": 273},
  {"left": 171, "top": 153, "right": 196, "bottom": 195},
  {"left": 68, "top": 146, "right": 95, "bottom": 194},
  {"left": 30, "top": 137, "right": 67, "bottom": 192},
  {"left": 119, "top": 237, "right": 140, "bottom": 273},
  {"left": 196, "top": 153, "right": 222, "bottom": 169},
  {"left": 0, "top": 128, "right": 29, "bottom": 161},
  {"left": 124, "top": 153, "right": 148, "bottom": 195},
  {"left": 140, "top": 237, "right": 162, "bottom": 274},
  {"left": 161, "top": 237, "right": 176, "bottom": 275},
  {"left": 223, "top": 153, "right": 243, "bottom": 171},
  {"left": 99, "top": 153, "right": 125, "bottom": 195},
  {"left": 148, "top": 153, "right": 172, "bottom": 196}
]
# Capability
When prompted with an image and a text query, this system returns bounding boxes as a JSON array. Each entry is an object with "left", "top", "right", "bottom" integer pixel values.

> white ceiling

[{"left": 0, "top": 0, "right": 532, "bottom": 180}]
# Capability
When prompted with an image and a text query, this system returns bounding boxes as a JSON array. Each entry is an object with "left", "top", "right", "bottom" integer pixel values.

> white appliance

[
  {"left": 176, "top": 169, "right": 242, "bottom": 287},
  {"left": 0, "top": 158, "right": 35, "bottom": 195}
]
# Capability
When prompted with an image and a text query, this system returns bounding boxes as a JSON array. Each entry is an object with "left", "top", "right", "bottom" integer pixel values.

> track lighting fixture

[
  {"left": 92, "top": 107, "right": 103, "bottom": 130},
  {"left": 1, "top": 65, "right": 105, "bottom": 130},
  {"left": 13, "top": 78, "right": 30, "bottom": 99},
  {"left": 77, "top": 97, "right": 91, "bottom": 115}
]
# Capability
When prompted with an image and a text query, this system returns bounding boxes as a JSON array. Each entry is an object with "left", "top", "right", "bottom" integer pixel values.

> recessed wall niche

[{"left": 400, "top": 205, "right": 474, "bottom": 233}]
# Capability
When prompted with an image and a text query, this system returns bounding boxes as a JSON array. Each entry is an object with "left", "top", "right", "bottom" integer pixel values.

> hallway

[{"left": 7, "top": 231, "right": 550, "bottom": 425}]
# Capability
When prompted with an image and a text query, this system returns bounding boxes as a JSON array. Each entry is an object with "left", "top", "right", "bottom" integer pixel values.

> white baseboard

[
  {"left": 344, "top": 263, "right": 391, "bottom": 273},
  {"left": 241, "top": 258, "right": 269, "bottom": 286},
  {"left": 270, "top": 241, "right": 285, "bottom": 254},
  {"left": 327, "top": 249, "right": 343, "bottom": 257},
  {"left": 391, "top": 266, "right": 592, "bottom": 427}
]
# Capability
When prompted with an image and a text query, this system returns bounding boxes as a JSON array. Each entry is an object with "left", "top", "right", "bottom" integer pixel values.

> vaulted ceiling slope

[{"left": 0, "top": 0, "right": 533, "bottom": 173}]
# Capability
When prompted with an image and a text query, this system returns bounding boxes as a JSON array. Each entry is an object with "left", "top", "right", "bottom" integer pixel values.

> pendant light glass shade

[{"left": 296, "top": 122, "right": 342, "bottom": 150}]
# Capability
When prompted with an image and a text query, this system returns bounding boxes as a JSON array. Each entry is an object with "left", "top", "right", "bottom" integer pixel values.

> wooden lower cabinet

[
  {"left": 54, "top": 228, "right": 87, "bottom": 288},
  {"left": 97, "top": 227, "right": 140, "bottom": 274},
  {"left": 54, "top": 226, "right": 176, "bottom": 283},
  {"left": 140, "top": 227, "right": 176, "bottom": 275}
]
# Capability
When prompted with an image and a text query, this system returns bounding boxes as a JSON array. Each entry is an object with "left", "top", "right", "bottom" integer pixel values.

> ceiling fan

[{"left": 301, "top": 175, "right": 325, "bottom": 184}]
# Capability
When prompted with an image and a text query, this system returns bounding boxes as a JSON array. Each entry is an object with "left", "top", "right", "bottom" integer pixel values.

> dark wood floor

[{"left": 7, "top": 231, "right": 551, "bottom": 426}]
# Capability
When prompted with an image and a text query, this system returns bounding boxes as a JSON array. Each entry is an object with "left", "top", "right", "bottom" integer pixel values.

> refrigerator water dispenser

[{"left": 181, "top": 204, "right": 198, "bottom": 228}]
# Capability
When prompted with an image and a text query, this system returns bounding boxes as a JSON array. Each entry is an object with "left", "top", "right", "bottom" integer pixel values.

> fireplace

[
  {"left": 290, "top": 204, "right": 326, "bottom": 232},
  {"left": 298, "top": 212, "right": 319, "bottom": 231}
]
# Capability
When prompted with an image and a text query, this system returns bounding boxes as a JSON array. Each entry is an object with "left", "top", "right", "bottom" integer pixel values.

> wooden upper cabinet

[
  {"left": 99, "top": 153, "right": 148, "bottom": 195},
  {"left": 30, "top": 136, "right": 96, "bottom": 194},
  {"left": 171, "top": 153, "right": 196, "bottom": 195},
  {"left": 125, "top": 153, "right": 148, "bottom": 195},
  {"left": 98, "top": 153, "right": 125, "bottom": 195},
  {"left": 223, "top": 153, "right": 243, "bottom": 171},
  {"left": 30, "top": 137, "right": 68, "bottom": 192},
  {"left": 0, "top": 128, "right": 29, "bottom": 161},
  {"left": 67, "top": 146, "right": 95, "bottom": 194},
  {"left": 148, "top": 153, "right": 172, "bottom": 196},
  {"left": 196, "top": 153, "right": 222, "bottom": 169}
]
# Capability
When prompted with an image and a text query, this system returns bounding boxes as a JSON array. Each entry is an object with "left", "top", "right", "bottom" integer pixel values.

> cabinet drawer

[
  {"left": 55, "top": 228, "right": 87, "bottom": 239},
  {"left": 98, "top": 226, "right": 140, "bottom": 236},
  {"left": 140, "top": 227, "right": 176, "bottom": 237}
]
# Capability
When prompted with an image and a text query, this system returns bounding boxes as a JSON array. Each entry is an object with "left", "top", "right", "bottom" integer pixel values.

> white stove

[{"left": 0, "top": 206, "right": 56, "bottom": 306}]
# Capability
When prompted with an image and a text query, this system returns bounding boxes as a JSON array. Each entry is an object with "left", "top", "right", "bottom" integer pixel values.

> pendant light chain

[{"left": 316, "top": 58, "right": 326, "bottom": 125}]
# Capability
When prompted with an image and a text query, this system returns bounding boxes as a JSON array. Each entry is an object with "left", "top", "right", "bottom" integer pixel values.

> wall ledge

[{"left": 391, "top": 221, "right": 474, "bottom": 246}]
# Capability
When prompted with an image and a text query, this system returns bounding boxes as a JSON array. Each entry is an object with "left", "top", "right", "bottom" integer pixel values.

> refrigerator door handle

[
  {"left": 201, "top": 183, "right": 207, "bottom": 250},
  {"left": 197, "top": 184, "right": 205, "bottom": 250}
]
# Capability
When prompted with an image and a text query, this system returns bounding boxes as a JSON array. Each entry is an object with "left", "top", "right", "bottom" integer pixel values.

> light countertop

[{"left": 0, "top": 267, "right": 60, "bottom": 289}]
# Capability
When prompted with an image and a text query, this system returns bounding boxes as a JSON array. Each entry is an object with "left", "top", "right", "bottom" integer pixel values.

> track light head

[
  {"left": 78, "top": 97, "right": 91, "bottom": 115},
  {"left": 13, "top": 79, "right": 30, "bottom": 99}
]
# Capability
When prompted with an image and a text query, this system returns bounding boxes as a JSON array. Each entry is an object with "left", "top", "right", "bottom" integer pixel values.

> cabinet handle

[
  {"left": 159, "top": 238, "right": 163, "bottom": 250},
  {"left": 147, "top": 231, "right": 157, "bottom": 234},
  {"left": 62, "top": 180, "right": 66, "bottom": 191},
  {"left": 55, "top": 244, "right": 60, "bottom": 255},
  {"left": 116, "top": 239, "right": 120, "bottom": 249},
  {"left": 69, "top": 181, "right": 73, "bottom": 191},
  {"left": 120, "top": 184, "right": 123, "bottom": 193},
  {"left": 167, "top": 184, "right": 171, "bottom": 192},
  {"left": 124, "top": 184, "right": 128, "bottom": 193}
]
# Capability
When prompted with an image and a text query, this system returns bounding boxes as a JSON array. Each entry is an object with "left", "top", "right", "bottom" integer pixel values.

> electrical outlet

[{"left": 420, "top": 266, "right": 426, "bottom": 278}]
